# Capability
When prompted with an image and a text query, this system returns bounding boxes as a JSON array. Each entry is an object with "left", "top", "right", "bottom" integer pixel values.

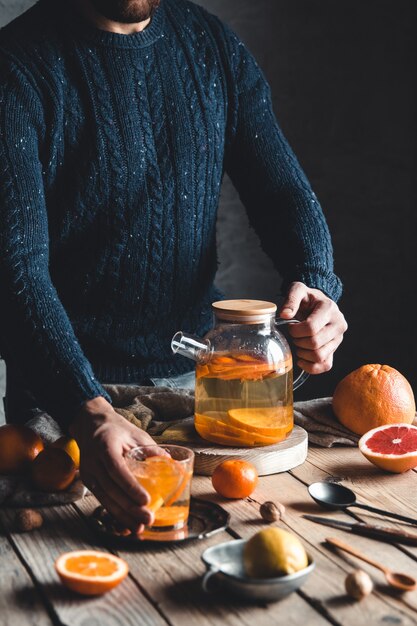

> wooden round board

[{"left": 155, "top": 420, "right": 308, "bottom": 476}]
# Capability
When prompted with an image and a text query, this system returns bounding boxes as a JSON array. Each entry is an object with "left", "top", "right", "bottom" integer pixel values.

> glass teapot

[{"left": 171, "top": 299, "right": 309, "bottom": 447}]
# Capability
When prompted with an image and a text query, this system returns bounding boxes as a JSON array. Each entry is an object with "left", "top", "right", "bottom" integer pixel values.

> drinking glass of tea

[{"left": 126, "top": 445, "right": 194, "bottom": 530}]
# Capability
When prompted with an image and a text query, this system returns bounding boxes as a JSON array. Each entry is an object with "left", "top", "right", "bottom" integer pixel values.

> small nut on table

[
  {"left": 345, "top": 569, "right": 373, "bottom": 600},
  {"left": 259, "top": 501, "right": 285, "bottom": 522},
  {"left": 14, "top": 509, "right": 43, "bottom": 533}
]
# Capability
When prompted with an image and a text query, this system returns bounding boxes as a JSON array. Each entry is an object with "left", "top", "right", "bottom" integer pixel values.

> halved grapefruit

[{"left": 358, "top": 423, "right": 417, "bottom": 473}]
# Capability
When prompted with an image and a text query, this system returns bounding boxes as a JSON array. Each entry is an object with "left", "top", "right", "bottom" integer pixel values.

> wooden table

[{"left": 1, "top": 446, "right": 416, "bottom": 626}]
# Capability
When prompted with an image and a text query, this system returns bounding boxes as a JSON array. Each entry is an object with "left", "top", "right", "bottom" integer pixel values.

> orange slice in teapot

[
  {"left": 227, "top": 407, "right": 293, "bottom": 437},
  {"left": 202, "top": 353, "right": 273, "bottom": 381},
  {"left": 195, "top": 413, "right": 286, "bottom": 446}
]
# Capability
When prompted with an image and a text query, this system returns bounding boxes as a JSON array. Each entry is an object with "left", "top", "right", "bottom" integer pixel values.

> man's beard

[{"left": 88, "top": 0, "right": 161, "bottom": 23}]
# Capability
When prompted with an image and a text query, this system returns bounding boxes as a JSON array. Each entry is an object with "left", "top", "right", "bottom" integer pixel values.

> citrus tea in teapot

[
  {"left": 195, "top": 352, "right": 293, "bottom": 446},
  {"left": 171, "top": 300, "right": 309, "bottom": 447}
]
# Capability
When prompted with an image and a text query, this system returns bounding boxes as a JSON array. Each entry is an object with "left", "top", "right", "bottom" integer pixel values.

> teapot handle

[{"left": 274, "top": 319, "right": 310, "bottom": 391}]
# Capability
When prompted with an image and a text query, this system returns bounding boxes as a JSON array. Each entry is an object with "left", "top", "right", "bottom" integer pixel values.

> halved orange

[
  {"left": 55, "top": 550, "right": 128, "bottom": 595},
  {"left": 227, "top": 407, "right": 293, "bottom": 437}
]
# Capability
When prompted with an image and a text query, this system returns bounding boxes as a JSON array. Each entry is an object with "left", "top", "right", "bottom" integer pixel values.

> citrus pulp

[
  {"left": 359, "top": 423, "right": 417, "bottom": 473},
  {"left": 55, "top": 550, "right": 128, "bottom": 595}
]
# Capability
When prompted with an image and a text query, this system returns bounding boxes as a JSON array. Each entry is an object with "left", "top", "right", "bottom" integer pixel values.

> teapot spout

[{"left": 171, "top": 332, "right": 211, "bottom": 363}]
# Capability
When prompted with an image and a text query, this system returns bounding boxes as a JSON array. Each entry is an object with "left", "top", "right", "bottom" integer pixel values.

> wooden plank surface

[
  {"left": 76, "top": 496, "right": 329, "bottom": 626},
  {"left": 304, "top": 446, "right": 417, "bottom": 524},
  {"left": 291, "top": 447, "right": 417, "bottom": 618},
  {"left": 191, "top": 474, "right": 417, "bottom": 626},
  {"left": 0, "top": 504, "right": 168, "bottom": 626},
  {"left": 292, "top": 447, "right": 417, "bottom": 562},
  {"left": 0, "top": 446, "right": 416, "bottom": 626},
  {"left": 0, "top": 531, "right": 53, "bottom": 626}
]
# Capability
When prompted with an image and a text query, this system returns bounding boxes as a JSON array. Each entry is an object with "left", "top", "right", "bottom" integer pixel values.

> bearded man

[{"left": 0, "top": 0, "right": 347, "bottom": 530}]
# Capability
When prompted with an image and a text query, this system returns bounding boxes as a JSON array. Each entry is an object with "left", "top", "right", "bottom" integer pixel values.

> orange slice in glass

[
  {"left": 135, "top": 456, "right": 186, "bottom": 512},
  {"left": 152, "top": 505, "right": 190, "bottom": 527}
]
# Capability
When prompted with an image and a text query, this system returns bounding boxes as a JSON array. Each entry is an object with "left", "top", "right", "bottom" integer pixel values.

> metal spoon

[
  {"left": 326, "top": 536, "right": 417, "bottom": 591},
  {"left": 308, "top": 482, "right": 417, "bottom": 526}
]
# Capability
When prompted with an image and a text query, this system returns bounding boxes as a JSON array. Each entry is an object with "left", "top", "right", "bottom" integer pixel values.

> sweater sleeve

[
  {"left": 0, "top": 61, "right": 111, "bottom": 426},
  {"left": 223, "top": 29, "right": 343, "bottom": 302}
]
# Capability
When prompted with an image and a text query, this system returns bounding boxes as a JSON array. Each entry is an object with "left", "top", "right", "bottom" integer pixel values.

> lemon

[{"left": 243, "top": 528, "right": 308, "bottom": 578}]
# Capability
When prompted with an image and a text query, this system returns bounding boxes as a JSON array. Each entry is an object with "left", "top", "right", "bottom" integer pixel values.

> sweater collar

[{"left": 42, "top": 0, "right": 165, "bottom": 49}]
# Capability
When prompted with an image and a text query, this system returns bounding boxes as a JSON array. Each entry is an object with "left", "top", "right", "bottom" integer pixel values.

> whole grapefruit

[{"left": 333, "top": 364, "right": 415, "bottom": 436}]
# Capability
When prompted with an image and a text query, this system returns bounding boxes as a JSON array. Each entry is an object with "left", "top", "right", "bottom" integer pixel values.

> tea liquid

[
  {"left": 132, "top": 457, "right": 192, "bottom": 528},
  {"left": 195, "top": 353, "right": 293, "bottom": 447}
]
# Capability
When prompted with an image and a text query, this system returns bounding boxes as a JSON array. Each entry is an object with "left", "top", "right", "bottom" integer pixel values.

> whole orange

[
  {"left": 0, "top": 424, "right": 44, "bottom": 474},
  {"left": 51, "top": 436, "right": 80, "bottom": 469},
  {"left": 31, "top": 448, "right": 77, "bottom": 492},
  {"left": 212, "top": 459, "right": 258, "bottom": 499},
  {"left": 333, "top": 364, "right": 416, "bottom": 436}
]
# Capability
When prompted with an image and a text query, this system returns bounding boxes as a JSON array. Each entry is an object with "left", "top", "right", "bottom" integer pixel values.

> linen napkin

[
  {"left": 293, "top": 397, "right": 359, "bottom": 447},
  {"left": 0, "top": 385, "right": 366, "bottom": 506},
  {"left": 104, "top": 386, "right": 359, "bottom": 447}
]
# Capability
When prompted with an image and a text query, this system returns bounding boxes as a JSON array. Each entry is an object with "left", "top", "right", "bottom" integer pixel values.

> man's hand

[
  {"left": 69, "top": 396, "right": 156, "bottom": 532},
  {"left": 279, "top": 282, "right": 348, "bottom": 374}
]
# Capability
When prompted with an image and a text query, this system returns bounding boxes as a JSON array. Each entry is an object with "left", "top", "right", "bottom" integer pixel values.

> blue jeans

[{"left": 147, "top": 370, "right": 195, "bottom": 391}]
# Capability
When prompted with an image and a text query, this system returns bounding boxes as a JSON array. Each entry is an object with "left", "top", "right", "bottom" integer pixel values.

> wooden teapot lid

[{"left": 212, "top": 299, "right": 277, "bottom": 321}]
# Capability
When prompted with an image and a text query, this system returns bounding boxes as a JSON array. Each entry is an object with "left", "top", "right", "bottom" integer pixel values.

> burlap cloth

[{"left": 0, "top": 384, "right": 364, "bottom": 507}]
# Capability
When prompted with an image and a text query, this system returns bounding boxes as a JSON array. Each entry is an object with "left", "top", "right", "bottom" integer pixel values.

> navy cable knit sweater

[{"left": 0, "top": 0, "right": 342, "bottom": 424}]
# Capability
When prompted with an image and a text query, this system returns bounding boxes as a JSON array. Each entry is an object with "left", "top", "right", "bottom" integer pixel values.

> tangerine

[
  {"left": 31, "top": 447, "right": 77, "bottom": 492},
  {"left": 333, "top": 364, "right": 415, "bottom": 436},
  {"left": 55, "top": 550, "right": 128, "bottom": 595},
  {"left": 0, "top": 424, "right": 44, "bottom": 474},
  {"left": 211, "top": 459, "right": 258, "bottom": 499}
]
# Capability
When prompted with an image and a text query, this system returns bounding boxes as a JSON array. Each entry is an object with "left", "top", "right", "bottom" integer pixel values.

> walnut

[
  {"left": 345, "top": 569, "right": 373, "bottom": 600},
  {"left": 14, "top": 508, "right": 43, "bottom": 532},
  {"left": 259, "top": 501, "right": 285, "bottom": 522}
]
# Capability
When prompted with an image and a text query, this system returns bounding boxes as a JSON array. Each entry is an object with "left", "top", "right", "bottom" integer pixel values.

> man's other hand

[
  {"left": 279, "top": 282, "right": 348, "bottom": 374},
  {"left": 69, "top": 396, "right": 156, "bottom": 532}
]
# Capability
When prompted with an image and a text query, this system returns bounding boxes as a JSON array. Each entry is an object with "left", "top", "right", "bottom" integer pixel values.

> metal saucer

[
  {"left": 201, "top": 539, "right": 315, "bottom": 602},
  {"left": 89, "top": 497, "right": 230, "bottom": 546}
]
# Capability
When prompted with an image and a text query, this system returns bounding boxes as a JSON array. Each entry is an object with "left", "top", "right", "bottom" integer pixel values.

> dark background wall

[
  {"left": 0, "top": 0, "right": 416, "bottom": 419},
  {"left": 197, "top": 0, "right": 417, "bottom": 400}
]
